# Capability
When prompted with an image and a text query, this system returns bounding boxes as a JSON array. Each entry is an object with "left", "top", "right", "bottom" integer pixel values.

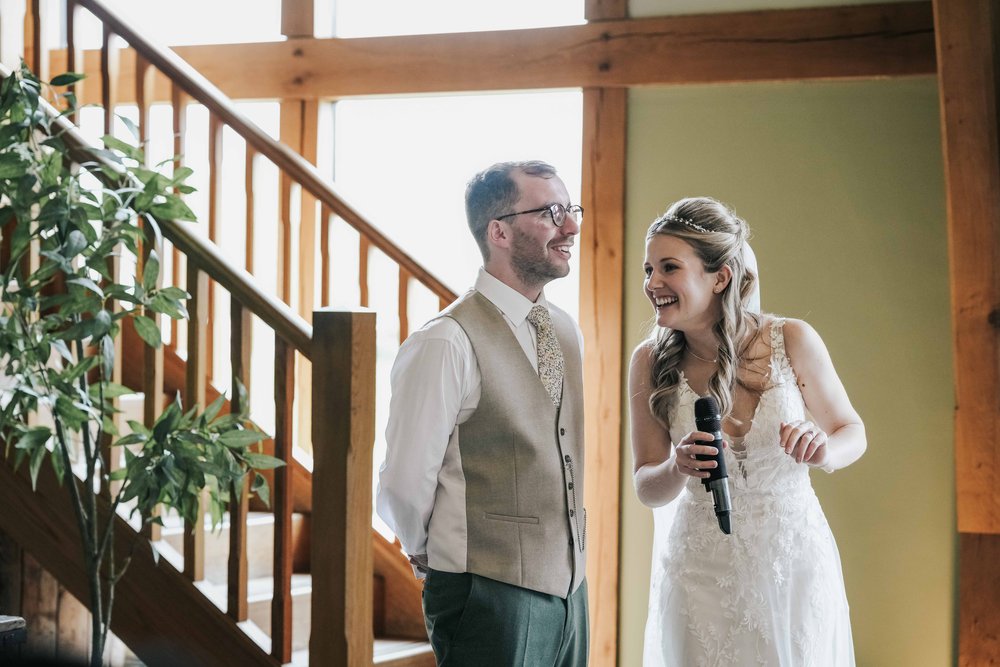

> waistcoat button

[{"left": 560, "top": 427, "right": 566, "bottom": 436}]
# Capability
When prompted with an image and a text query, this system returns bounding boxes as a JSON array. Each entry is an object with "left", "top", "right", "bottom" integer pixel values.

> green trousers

[{"left": 422, "top": 569, "right": 589, "bottom": 667}]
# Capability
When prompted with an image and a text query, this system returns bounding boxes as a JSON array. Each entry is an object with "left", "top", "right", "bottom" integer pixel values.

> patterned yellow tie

[{"left": 527, "top": 305, "right": 565, "bottom": 408}]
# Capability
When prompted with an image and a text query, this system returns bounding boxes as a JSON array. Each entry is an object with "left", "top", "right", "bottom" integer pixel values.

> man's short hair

[{"left": 465, "top": 160, "right": 558, "bottom": 261}]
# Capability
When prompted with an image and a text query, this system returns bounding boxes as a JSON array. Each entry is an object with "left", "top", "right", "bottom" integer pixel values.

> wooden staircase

[{"left": 1, "top": 0, "right": 452, "bottom": 664}]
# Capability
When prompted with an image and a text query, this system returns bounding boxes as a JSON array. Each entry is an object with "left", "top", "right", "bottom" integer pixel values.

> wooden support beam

[
  {"left": 581, "top": 5, "right": 626, "bottom": 667},
  {"left": 934, "top": 0, "right": 1000, "bottom": 536},
  {"left": 932, "top": 0, "right": 1000, "bottom": 663},
  {"left": 47, "top": 2, "right": 936, "bottom": 105}
]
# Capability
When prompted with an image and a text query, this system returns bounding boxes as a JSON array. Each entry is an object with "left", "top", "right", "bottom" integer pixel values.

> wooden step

[{"left": 159, "top": 511, "right": 305, "bottom": 583}]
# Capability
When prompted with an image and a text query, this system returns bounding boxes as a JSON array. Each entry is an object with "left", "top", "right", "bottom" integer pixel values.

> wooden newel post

[{"left": 309, "top": 309, "right": 375, "bottom": 667}]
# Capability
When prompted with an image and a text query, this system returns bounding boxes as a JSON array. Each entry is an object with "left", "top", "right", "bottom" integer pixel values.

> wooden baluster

[
  {"left": 206, "top": 113, "right": 223, "bottom": 383},
  {"left": 245, "top": 146, "right": 255, "bottom": 274},
  {"left": 272, "top": 336, "right": 294, "bottom": 663},
  {"left": 309, "top": 310, "right": 375, "bottom": 666},
  {"left": 398, "top": 267, "right": 409, "bottom": 344},
  {"left": 24, "top": 0, "right": 49, "bottom": 83},
  {"left": 100, "top": 24, "right": 117, "bottom": 137},
  {"left": 170, "top": 83, "right": 187, "bottom": 350},
  {"left": 358, "top": 236, "right": 370, "bottom": 308},
  {"left": 184, "top": 262, "right": 208, "bottom": 582},
  {"left": 227, "top": 299, "right": 252, "bottom": 622},
  {"left": 135, "top": 56, "right": 164, "bottom": 537},
  {"left": 319, "top": 205, "right": 330, "bottom": 306},
  {"left": 98, "top": 23, "right": 121, "bottom": 501},
  {"left": 278, "top": 104, "right": 298, "bottom": 305},
  {"left": 65, "top": 0, "right": 84, "bottom": 122}
]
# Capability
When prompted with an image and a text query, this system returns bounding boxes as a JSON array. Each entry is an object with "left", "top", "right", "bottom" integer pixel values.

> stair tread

[{"left": 288, "top": 638, "right": 434, "bottom": 666}]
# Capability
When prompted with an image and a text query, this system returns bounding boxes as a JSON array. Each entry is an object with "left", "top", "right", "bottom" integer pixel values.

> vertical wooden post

[
  {"left": 932, "top": 0, "right": 1000, "bottom": 663},
  {"left": 170, "top": 83, "right": 187, "bottom": 350},
  {"left": 309, "top": 309, "right": 375, "bottom": 667},
  {"left": 137, "top": 54, "right": 163, "bottom": 453},
  {"left": 227, "top": 300, "right": 252, "bottom": 622},
  {"left": 397, "top": 268, "right": 409, "bottom": 344},
  {"left": 64, "top": 0, "right": 84, "bottom": 122},
  {"left": 358, "top": 236, "right": 370, "bottom": 308},
  {"left": 320, "top": 204, "right": 331, "bottom": 305},
  {"left": 25, "top": 0, "right": 48, "bottom": 81},
  {"left": 245, "top": 147, "right": 256, "bottom": 274},
  {"left": 581, "top": 2, "right": 628, "bottom": 665},
  {"left": 183, "top": 263, "right": 208, "bottom": 582},
  {"left": 206, "top": 113, "right": 223, "bottom": 381},
  {"left": 272, "top": 336, "right": 295, "bottom": 663}
]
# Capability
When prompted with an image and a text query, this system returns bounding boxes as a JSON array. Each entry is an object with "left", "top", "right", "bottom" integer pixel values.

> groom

[{"left": 376, "top": 160, "right": 589, "bottom": 666}]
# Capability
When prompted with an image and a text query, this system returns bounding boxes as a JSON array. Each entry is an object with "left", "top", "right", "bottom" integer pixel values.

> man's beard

[{"left": 510, "top": 229, "right": 569, "bottom": 288}]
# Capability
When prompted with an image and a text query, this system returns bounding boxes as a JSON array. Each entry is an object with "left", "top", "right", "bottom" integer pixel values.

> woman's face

[{"left": 643, "top": 233, "right": 724, "bottom": 333}]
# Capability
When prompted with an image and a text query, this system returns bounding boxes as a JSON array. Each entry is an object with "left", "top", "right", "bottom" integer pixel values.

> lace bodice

[
  {"left": 669, "top": 317, "right": 811, "bottom": 497},
  {"left": 648, "top": 318, "right": 854, "bottom": 667}
]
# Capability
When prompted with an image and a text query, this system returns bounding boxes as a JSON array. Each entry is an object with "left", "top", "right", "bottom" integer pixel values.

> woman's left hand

[{"left": 779, "top": 420, "right": 829, "bottom": 467}]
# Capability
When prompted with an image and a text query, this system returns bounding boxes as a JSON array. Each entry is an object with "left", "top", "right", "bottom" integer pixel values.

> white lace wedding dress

[{"left": 643, "top": 319, "right": 855, "bottom": 667}]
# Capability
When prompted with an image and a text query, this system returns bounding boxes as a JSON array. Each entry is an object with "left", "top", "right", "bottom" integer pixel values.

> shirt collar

[{"left": 475, "top": 267, "right": 549, "bottom": 327}]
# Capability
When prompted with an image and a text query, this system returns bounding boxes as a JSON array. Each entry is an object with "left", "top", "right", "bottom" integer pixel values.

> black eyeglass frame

[{"left": 495, "top": 203, "right": 584, "bottom": 227}]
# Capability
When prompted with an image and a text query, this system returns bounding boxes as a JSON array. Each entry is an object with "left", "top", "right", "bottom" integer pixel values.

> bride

[{"left": 629, "top": 197, "right": 866, "bottom": 666}]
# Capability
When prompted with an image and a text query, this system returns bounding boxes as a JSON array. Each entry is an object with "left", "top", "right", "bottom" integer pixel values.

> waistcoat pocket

[{"left": 484, "top": 512, "right": 539, "bottom": 524}]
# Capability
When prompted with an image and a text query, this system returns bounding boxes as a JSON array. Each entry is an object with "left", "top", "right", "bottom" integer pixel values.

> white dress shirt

[{"left": 375, "top": 268, "right": 582, "bottom": 573}]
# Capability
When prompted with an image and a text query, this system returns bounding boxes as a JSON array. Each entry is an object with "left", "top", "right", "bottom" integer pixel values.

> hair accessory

[{"left": 658, "top": 213, "right": 710, "bottom": 234}]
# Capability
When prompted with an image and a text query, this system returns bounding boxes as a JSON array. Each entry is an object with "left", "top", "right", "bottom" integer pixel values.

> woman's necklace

[{"left": 687, "top": 347, "right": 718, "bottom": 364}]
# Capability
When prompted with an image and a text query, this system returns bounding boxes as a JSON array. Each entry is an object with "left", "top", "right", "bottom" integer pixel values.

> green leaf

[
  {"left": 117, "top": 114, "right": 140, "bottom": 142},
  {"left": 90, "top": 381, "right": 136, "bottom": 400},
  {"left": 148, "top": 197, "right": 197, "bottom": 222},
  {"left": 49, "top": 72, "right": 86, "bottom": 87},
  {"left": 0, "top": 152, "right": 26, "bottom": 179},
  {"left": 67, "top": 276, "right": 105, "bottom": 299},
  {"left": 101, "top": 134, "right": 143, "bottom": 162},
  {"left": 15, "top": 425, "right": 52, "bottom": 451},
  {"left": 142, "top": 250, "right": 159, "bottom": 292},
  {"left": 218, "top": 429, "right": 267, "bottom": 450},
  {"left": 29, "top": 445, "right": 46, "bottom": 490},
  {"left": 243, "top": 452, "right": 285, "bottom": 470},
  {"left": 252, "top": 473, "right": 270, "bottom": 508},
  {"left": 113, "top": 433, "right": 146, "bottom": 447},
  {"left": 202, "top": 394, "right": 226, "bottom": 426},
  {"left": 152, "top": 398, "right": 181, "bottom": 443},
  {"left": 132, "top": 314, "right": 161, "bottom": 348}
]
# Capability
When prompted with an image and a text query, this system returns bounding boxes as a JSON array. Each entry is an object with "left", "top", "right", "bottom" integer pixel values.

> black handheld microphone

[{"left": 694, "top": 396, "right": 732, "bottom": 535}]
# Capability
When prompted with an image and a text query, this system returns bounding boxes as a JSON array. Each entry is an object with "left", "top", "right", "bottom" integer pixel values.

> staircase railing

[
  {"left": 0, "top": 54, "right": 378, "bottom": 667},
  {"left": 6, "top": 0, "right": 455, "bottom": 665}
]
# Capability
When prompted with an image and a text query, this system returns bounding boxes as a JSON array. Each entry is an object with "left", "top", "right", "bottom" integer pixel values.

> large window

[
  {"left": 330, "top": 91, "right": 583, "bottom": 537},
  {"left": 335, "top": 0, "right": 584, "bottom": 37}
]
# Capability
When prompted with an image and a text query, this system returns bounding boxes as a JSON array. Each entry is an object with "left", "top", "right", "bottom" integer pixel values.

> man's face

[{"left": 505, "top": 171, "right": 579, "bottom": 289}]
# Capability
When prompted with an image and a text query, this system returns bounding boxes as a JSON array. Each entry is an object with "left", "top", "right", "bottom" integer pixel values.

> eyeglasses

[{"left": 496, "top": 203, "right": 584, "bottom": 228}]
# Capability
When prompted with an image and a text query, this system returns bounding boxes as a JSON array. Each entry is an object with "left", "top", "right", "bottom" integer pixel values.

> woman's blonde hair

[{"left": 646, "top": 196, "right": 760, "bottom": 424}]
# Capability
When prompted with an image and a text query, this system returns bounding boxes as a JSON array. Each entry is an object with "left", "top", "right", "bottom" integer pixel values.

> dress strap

[{"left": 768, "top": 317, "right": 793, "bottom": 384}]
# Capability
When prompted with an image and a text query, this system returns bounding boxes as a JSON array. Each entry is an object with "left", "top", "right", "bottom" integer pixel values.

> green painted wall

[{"left": 618, "top": 79, "right": 953, "bottom": 666}]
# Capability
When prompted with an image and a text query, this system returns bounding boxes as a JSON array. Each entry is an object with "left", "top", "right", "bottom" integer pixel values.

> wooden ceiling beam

[{"left": 49, "top": 2, "right": 934, "bottom": 106}]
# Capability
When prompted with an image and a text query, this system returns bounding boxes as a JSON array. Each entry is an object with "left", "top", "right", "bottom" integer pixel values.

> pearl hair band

[{"left": 657, "top": 213, "right": 711, "bottom": 234}]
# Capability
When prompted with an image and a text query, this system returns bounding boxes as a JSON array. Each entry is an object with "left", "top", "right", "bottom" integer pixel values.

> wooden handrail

[
  {"left": 74, "top": 0, "right": 457, "bottom": 306},
  {"left": 0, "top": 62, "right": 316, "bottom": 359}
]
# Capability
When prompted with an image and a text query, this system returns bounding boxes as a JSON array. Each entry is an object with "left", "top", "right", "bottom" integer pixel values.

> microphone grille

[{"left": 694, "top": 396, "right": 722, "bottom": 432}]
